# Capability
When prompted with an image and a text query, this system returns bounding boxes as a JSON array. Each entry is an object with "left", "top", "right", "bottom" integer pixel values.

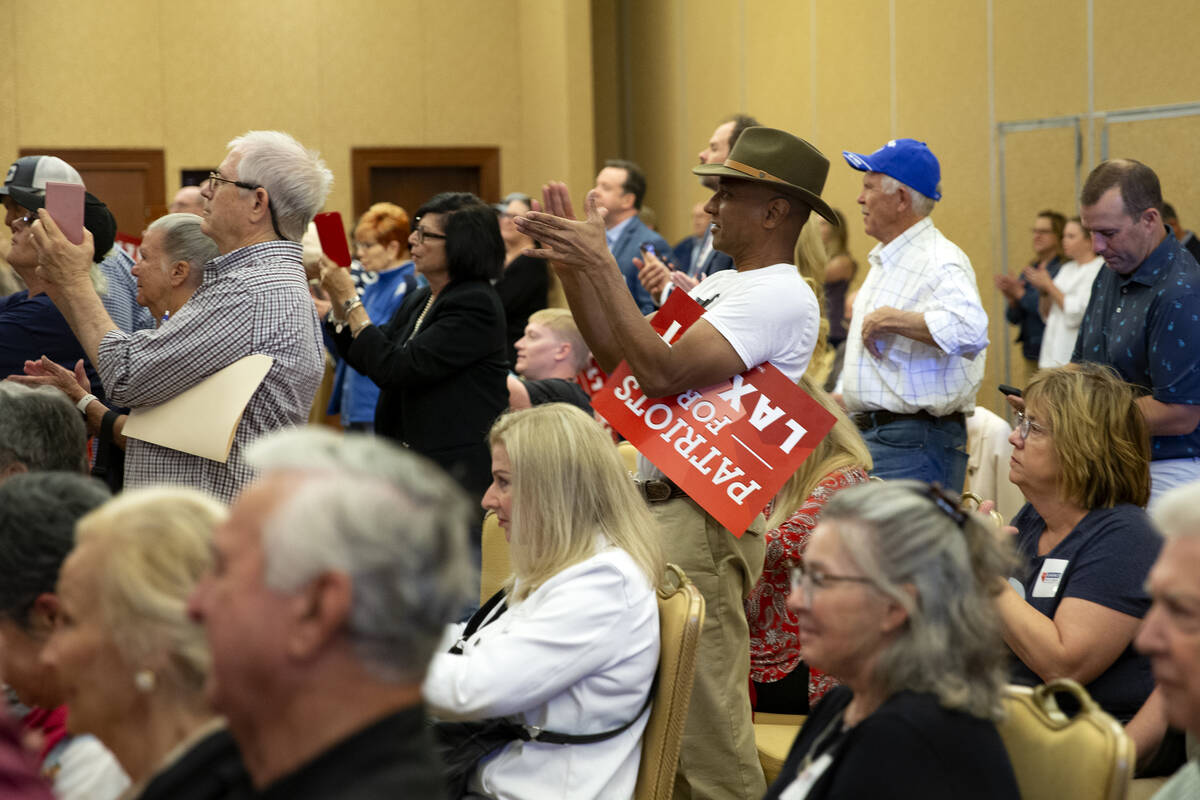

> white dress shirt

[
  {"left": 423, "top": 546, "right": 659, "bottom": 800},
  {"left": 1038, "top": 255, "right": 1104, "bottom": 369},
  {"left": 843, "top": 217, "right": 988, "bottom": 417}
]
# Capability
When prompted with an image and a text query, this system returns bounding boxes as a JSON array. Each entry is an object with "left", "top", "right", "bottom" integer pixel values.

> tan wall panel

[
  {"left": 1095, "top": 0, "right": 1200, "bottom": 110},
  {"left": 999, "top": 128, "right": 1081, "bottom": 389},
  {"left": 625, "top": 0, "right": 686, "bottom": 239},
  {"left": 591, "top": 0, "right": 622, "bottom": 171},
  {"left": 744, "top": 0, "right": 814, "bottom": 154},
  {"left": 0, "top": 0, "right": 15, "bottom": 169},
  {"left": 3, "top": 0, "right": 591, "bottom": 231},
  {"left": 812, "top": 0, "right": 891, "bottom": 274},
  {"left": 896, "top": 0, "right": 1002, "bottom": 413},
  {"left": 1105, "top": 116, "right": 1200, "bottom": 236},
  {"left": 993, "top": 0, "right": 1087, "bottom": 122},
  {"left": 517, "top": 0, "right": 596, "bottom": 196}
]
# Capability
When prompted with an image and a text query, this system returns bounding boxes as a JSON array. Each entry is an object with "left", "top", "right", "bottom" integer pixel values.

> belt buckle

[{"left": 643, "top": 480, "right": 672, "bottom": 502}]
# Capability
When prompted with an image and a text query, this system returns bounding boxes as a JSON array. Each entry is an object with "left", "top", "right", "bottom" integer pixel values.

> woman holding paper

[
  {"left": 764, "top": 480, "right": 1019, "bottom": 799},
  {"left": 995, "top": 363, "right": 1160, "bottom": 722},
  {"left": 423, "top": 404, "right": 663, "bottom": 800},
  {"left": 320, "top": 192, "right": 507, "bottom": 511}
]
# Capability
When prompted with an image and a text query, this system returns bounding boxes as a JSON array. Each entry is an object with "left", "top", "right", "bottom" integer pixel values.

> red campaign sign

[
  {"left": 575, "top": 358, "right": 608, "bottom": 399},
  {"left": 592, "top": 290, "right": 836, "bottom": 536}
]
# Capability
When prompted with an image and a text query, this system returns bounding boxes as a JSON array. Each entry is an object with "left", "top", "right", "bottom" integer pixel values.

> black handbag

[{"left": 432, "top": 590, "right": 656, "bottom": 798}]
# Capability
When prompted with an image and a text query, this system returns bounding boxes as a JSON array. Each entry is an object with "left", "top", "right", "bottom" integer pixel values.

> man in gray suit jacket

[{"left": 592, "top": 159, "right": 670, "bottom": 313}]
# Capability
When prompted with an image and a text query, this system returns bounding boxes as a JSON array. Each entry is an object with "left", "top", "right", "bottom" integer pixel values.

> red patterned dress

[{"left": 745, "top": 465, "right": 870, "bottom": 706}]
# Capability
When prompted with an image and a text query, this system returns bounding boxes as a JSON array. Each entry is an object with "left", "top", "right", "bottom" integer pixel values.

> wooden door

[
  {"left": 18, "top": 148, "right": 166, "bottom": 239},
  {"left": 351, "top": 147, "right": 500, "bottom": 221}
]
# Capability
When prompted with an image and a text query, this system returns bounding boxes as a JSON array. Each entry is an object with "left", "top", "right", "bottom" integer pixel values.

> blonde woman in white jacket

[{"left": 424, "top": 404, "right": 664, "bottom": 800}]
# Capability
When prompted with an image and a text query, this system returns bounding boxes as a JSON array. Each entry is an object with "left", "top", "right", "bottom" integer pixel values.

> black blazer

[{"left": 331, "top": 279, "right": 508, "bottom": 499}]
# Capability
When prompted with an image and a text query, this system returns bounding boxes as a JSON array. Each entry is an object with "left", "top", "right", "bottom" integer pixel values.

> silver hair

[
  {"left": 245, "top": 428, "right": 474, "bottom": 683},
  {"left": 819, "top": 480, "right": 1014, "bottom": 720},
  {"left": 0, "top": 383, "right": 87, "bottom": 474},
  {"left": 228, "top": 131, "right": 333, "bottom": 242},
  {"left": 147, "top": 213, "right": 219, "bottom": 276},
  {"left": 1151, "top": 482, "right": 1200, "bottom": 540},
  {"left": 879, "top": 174, "right": 939, "bottom": 218}
]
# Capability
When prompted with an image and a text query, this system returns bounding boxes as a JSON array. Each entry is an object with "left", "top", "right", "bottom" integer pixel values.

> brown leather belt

[
  {"left": 852, "top": 409, "right": 966, "bottom": 432},
  {"left": 636, "top": 478, "right": 689, "bottom": 503}
]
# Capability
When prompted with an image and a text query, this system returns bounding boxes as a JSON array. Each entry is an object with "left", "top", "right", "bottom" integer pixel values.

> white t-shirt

[
  {"left": 1038, "top": 255, "right": 1104, "bottom": 369},
  {"left": 688, "top": 263, "right": 820, "bottom": 383},
  {"left": 638, "top": 263, "right": 820, "bottom": 481}
]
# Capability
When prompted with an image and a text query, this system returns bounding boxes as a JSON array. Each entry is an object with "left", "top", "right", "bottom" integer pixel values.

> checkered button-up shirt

[
  {"left": 97, "top": 240, "right": 323, "bottom": 503},
  {"left": 843, "top": 217, "right": 988, "bottom": 417}
]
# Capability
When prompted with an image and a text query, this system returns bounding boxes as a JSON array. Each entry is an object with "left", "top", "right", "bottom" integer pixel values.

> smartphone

[
  {"left": 44, "top": 182, "right": 86, "bottom": 245},
  {"left": 998, "top": 384, "right": 1023, "bottom": 398},
  {"left": 313, "top": 211, "right": 353, "bottom": 267},
  {"left": 639, "top": 243, "right": 672, "bottom": 266}
]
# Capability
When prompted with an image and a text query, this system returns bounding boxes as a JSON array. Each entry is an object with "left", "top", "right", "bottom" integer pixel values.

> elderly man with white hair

[
  {"left": 1136, "top": 482, "right": 1200, "bottom": 798},
  {"left": 28, "top": 131, "right": 329, "bottom": 502},
  {"left": 188, "top": 427, "right": 473, "bottom": 798}
]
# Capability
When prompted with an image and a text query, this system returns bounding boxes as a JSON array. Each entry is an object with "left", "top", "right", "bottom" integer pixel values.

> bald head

[{"left": 169, "top": 185, "right": 205, "bottom": 216}]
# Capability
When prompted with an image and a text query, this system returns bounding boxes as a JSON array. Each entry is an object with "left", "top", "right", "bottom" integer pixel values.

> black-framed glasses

[
  {"left": 13, "top": 211, "right": 36, "bottom": 228},
  {"left": 790, "top": 563, "right": 874, "bottom": 606},
  {"left": 1013, "top": 410, "right": 1050, "bottom": 441},
  {"left": 206, "top": 171, "right": 285, "bottom": 240},
  {"left": 413, "top": 226, "right": 447, "bottom": 244}
]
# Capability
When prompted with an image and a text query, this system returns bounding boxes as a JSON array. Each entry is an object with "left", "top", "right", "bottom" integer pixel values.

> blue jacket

[
  {"left": 609, "top": 215, "right": 671, "bottom": 313},
  {"left": 327, "top": 262, "right": 417, "bottom": 425}
]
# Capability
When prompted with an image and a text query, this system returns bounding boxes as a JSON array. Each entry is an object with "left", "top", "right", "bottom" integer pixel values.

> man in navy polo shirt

[{"left": 1074, "top": 159, "right": 1200, "bottom": 500}]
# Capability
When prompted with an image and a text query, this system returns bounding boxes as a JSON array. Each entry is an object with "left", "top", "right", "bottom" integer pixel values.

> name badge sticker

[
  {"left": 1031, "top": 557, "right": 1069, "bottom": 598},
  {"left": 779, "top": 752, "right": 834, "bottom": 800}
]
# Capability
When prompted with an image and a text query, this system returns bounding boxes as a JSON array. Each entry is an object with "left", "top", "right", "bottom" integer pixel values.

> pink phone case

[
  {"left": 313, "top": 211, "right": 353, "bottom": 267},
  {"left": 44, "top": 182, "right": 86, "bottom": 245}
]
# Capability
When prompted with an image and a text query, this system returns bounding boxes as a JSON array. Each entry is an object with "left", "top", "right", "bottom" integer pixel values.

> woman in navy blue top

[{"left": 997, "top": 363, "right": 1161, "bottom": 722}]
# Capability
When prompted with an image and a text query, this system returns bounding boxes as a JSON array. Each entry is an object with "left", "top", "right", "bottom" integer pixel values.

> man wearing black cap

[
  {"left": 518, "top": 126, "right": 833, "bottom": 799},
  {"left": 840, "top": 139, "right": 988, "bottom": 492},
  {"left": 0, "top": 171, "right": 115, "bottom": 393},
  {"left": 1, "top": 156, "right": 153, "bottom": 334}
]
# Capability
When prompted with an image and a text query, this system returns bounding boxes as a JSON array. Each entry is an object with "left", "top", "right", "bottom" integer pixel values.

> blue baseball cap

[{"left": 842, "top": 139, "right": 942, "bottom": 201}]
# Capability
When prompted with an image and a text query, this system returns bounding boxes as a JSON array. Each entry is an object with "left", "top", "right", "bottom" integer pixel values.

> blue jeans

[{"left": 863, "top": 417, "right": 969, "bottom": 493}]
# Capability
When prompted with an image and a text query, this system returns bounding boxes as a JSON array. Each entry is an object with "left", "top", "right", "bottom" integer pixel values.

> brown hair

[
  {"left": 1024, "top": 363, "right": 1150, "bottom": 508},
  {"left": 1080, "top": 159, "right": 1163, "bottom": 220}
]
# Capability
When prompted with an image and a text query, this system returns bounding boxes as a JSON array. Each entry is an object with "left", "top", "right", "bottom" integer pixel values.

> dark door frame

[
  {"left": 18, "top": 147, "right": 167, "bottom": 224},
  {"left": 350, "top": 147, "right": 501, "bottom": 218}
]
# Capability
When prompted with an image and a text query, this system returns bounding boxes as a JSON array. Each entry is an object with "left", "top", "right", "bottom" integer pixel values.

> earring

[{"left": 134, "top": 669, "right": 156, "bottom": 693}]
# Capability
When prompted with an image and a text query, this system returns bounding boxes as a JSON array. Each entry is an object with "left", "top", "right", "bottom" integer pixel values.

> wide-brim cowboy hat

[{"left": 693, "top": 126, "right": 837, "bottom": 225}]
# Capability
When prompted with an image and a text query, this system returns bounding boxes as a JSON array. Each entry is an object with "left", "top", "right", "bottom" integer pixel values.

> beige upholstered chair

[
  {"left": 479, "top": 511, "right": 511, "bottom": 606},
  {"left": 755, "top": 712, "right": 806, "bottom": 784},
  {"left": 634, "top": 564, "right": 705, "bottom": 800},
  {"left": 998, "top": 679, "right": 1135, "bottom": 800}
]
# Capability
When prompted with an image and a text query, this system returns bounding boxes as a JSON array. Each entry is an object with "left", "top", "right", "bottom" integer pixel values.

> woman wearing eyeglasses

[
  {"left": 764, "top": 480, "right": 1020, "bottom": 800},
  {"left": 324, "top": 202, "right": 418, "bottom": 432},
  {"left": 996, "top": 363, "right": 1161, "bottom": 722},
  {"left": 320, "top": 192, "right": 508, "bottom": 513}
]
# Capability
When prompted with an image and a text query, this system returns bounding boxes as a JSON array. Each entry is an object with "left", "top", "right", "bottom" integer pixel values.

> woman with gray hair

[
  {"left": 764, "top": 480, "right": 1020, "bottom": 800},
  {"left": 41, "top": 487, "right": 253, "bottom": 800}
]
